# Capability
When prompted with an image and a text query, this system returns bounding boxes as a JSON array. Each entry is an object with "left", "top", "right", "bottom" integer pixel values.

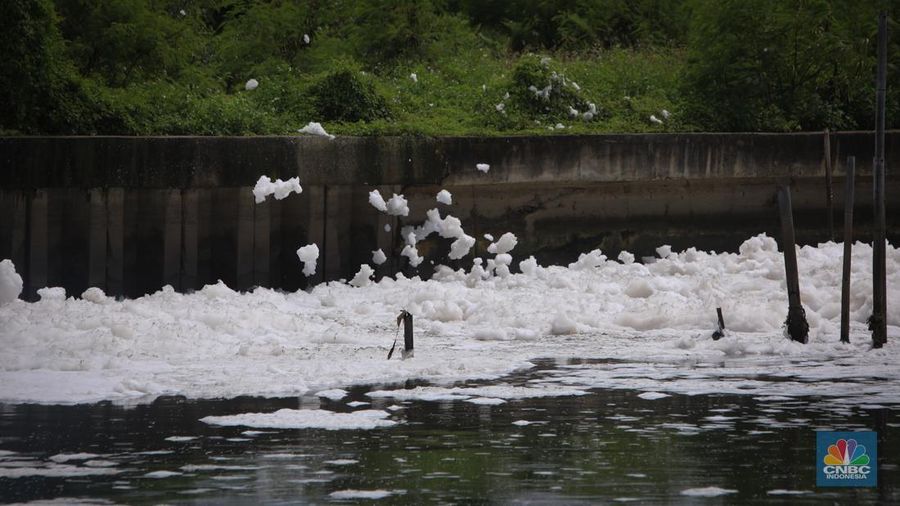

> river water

[{"left": 1, "top": 359, "right": 896, "bottom": 504}]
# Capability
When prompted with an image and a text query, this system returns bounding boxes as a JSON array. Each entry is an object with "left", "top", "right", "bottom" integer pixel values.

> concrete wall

[{"left": 1, "top": 132, "right": 898, "bottom": 300}]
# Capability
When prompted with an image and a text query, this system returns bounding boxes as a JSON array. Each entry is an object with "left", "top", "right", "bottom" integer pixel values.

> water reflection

[{"left": 0, "top": 360, "right": 896, "bottom": 504}]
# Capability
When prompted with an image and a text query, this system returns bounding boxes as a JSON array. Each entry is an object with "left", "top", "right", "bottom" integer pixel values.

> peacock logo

[
  {"left": 817, "top": 431, "right": 876, "bottom": 487},
  {"left": 823, "top": 438, "right": 870, "bottom": 466}
]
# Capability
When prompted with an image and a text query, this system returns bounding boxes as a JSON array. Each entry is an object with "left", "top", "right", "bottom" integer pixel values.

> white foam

[
  {"left": 487, "top": 233, "right": 517, "bottom": 255},
  {"left": 298, "top": 122, "right": 334, "bottom": 139},
  {"left": 466, "top": 397, "right": 506, "bottom": 405},
  {"left": 368, "top": 190, "right": 387, "bottom": 212},
  {"left": 48, "top": 453, "right": 100, "bottom": 463},
  {"left": 385, "top": 194, "right": 409, "bottom": 217},
  {"left": 0, "top": 259, "right": 23, "bottom": 305},
  {"left": 252, "top": 176, "right": 302, "bottom": 204},
  {"left": 38, "top": 287, "right": 66, "bottom": 301},
  {"left": 324, "top": 459, "right": 358, "bottom": 465},
  {"left": 680, "top": 486, "right": 737, "bottom": 497},
  {"left": 143, "top": 470, "right": 182, "bottom": 478},
  {"left": 316, "top": 388, "right": 348, "bottom": 400},
  {"left": 0, "top": 465, "right": 122, "bottom": 478},
  {"left": 1, "top": 234, "right": 898, "bottom": 409},
  {"left": 436, "top": 190, "right": 452, "bottom": 205},
  {"left": 367, "top": 385, "right": 587, "bottom": 402},
  {"left": 201, "top": 409, "right": 397, "bottom": 430},
  {"left": 350, "top": 265, "right": 375, "bottom": 288},
  {"left": 330, "top": 489, "right": 403, "bottom": 499},
  {"left": 296, "top": 244, "right": 319, "bottom": 277},
  {"left": 81, "top": 287, "right": 109, "bottom": 304}
]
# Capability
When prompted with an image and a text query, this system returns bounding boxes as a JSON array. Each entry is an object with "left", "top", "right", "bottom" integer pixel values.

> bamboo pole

[
  {"left": 840, "top": 156, "right": 855, "bottom": 344},
  {"left": 778, "top": 185, "right": 809, "bottom": 343},
  {"left": 824, "top": 129, "right": 835, "bottom": 241},
  {"left": 872, "top": 12, "right": 888, "bottom": 348}
]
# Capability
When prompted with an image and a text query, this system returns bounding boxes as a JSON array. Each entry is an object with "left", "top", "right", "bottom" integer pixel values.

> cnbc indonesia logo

[
  {"left": 823, "top": 439, "right": 870, "bottom": 478},
  {"left": 817, "top": 431, "right": 877, "bottom": 487}
]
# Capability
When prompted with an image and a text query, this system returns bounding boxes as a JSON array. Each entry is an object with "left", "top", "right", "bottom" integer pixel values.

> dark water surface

[{"left": 1, "top": 359, "right": 897, "bottom": 505}]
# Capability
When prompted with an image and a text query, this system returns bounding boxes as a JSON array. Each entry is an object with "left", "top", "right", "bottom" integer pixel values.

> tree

[
  {"left": 681, "top": 0, "right": 896, "bottom": 131},
  {"left": 0, "top": 0, "right": 98, "bottom": 133}
]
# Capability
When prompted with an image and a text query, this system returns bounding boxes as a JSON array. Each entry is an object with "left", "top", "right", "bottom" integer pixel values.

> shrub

[
  {"left": 349, "top": 0, "right": 440, "bottom": 62},
  {"left": 309, "top": 69, "right": 391, "bottom": 123},
  {"left": 484, "top": 56, "right": 598, "bottom": 129}
]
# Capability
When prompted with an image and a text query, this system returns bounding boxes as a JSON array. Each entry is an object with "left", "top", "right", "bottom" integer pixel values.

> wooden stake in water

[
  {"left": 712, "top": 307, "right": 726, "bottom": 340},
  {"left": 388, "top": 310, "right": 414, "bottom": 359},
  {"left": 824, "top": 129, "right": 835, "bottom": 241},
  {"left": 777, "top": 185, "right": 809, "bottom": 343},
  {"left": 871, "top": 12, "right": 888, "bottom": 349},
  {"left": 840, "top": 156, "right": 856, "bottom": 344},
  {"left": 400, "top": 310, "right": 415, "bottom": 359}
]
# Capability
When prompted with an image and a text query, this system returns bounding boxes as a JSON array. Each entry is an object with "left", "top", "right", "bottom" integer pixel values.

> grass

[{"left": 287, "top": 47, "right": 687, "bottom": 137}]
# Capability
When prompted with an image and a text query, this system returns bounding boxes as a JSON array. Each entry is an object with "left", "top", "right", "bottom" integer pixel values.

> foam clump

[
  {"left": 405, "top": 209, "right": 476, "bottom": 262},
  {"left": 569, "top": 249, "right": 606, "bottom": 270},
  {"left": 739, "top": 234, "right": 779, "bottom": 257},
  {"left": 550, "top": 313, "right": 578, "bottom": 335},
  {"left": 436, "top": 189, "right": 452, "bottom": 205},
  {"left": 298, "top": 121, "right": 335, "bottom": 139},
  {"left": 384, "top": 194, "right": 410, "bottom": 216},
  {"left": 349, "top": 265, "right": 375, "bottom": 288},
  {"left": 487, "top": 232, "right": 517, "bottom": 255},
  {"left": 401, "top": 244, "right": 423, "bottom": 267},
  {"left": 368, "top": 190, "right": 388, "bottom": 212},
  {"left": 624, "top": 279, "right": 654, "bottom": 298},
  {"left": 37, "top": 287, "right": 66, "bottom": 301},
  {"left": 81, "top": 287, "right": 109, "bottom": 304},
  {"left": 519, "top": 256, "right": 539, "bottom": 276},
  {"left": 0, "top": 259, "right": 23, "bottom": 306},
  {"left": 296, "top": 244, "right": 319, "bottom": 276},
  {"left": 369, "top": 190, "right": 409, "bottom": 216},
  {"left": 201, "top": 280, "right": 235, "bottom": 299},
  {"left": 252, "top": 176, "right": 302, "bottom": 204},
  {"left": 201, "top": 409, "right": 397, "bottom": 430}
]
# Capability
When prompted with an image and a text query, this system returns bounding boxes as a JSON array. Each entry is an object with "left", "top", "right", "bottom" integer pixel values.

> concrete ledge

[
  {"left": 2, "top": 132, "right": 898, "bottom": 299},
  {"left": 2, "top": 132, "right": 897, "bottom": 188}
]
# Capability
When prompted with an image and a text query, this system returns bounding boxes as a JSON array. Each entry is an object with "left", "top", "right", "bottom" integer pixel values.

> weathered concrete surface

[
  {"left": 0, "top": 133, "right": 898, "bottom": 299},
  {"left": 2, "top": 132, "right": 898, "bottom": 188}
]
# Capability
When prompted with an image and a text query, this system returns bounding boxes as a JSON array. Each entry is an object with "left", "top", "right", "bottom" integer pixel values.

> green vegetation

[{"left": 2, "top": 0, "right": 898, "bottom": 136}]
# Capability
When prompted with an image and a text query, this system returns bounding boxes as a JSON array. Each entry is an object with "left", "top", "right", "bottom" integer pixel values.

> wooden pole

[
  {"left": 712, "top": 307, "right": 725, "bottom": 340},
  {"left": 824, "top": 129, "right": 835, "bottom": 241},
  {"left": 388, "top": 310, "right": 415, "bottom": 359},
  {"left": 872, "top": 12, "right": 888, "bottom": 348},
  {"left": 777, "top": 185, "right": 809, "bottom": 343},
  {"left": 841, "top": 156, "right": 856, "bottom": 344},
  {"left": 402, "top": 310, "right": 414, "bottom": 358}
]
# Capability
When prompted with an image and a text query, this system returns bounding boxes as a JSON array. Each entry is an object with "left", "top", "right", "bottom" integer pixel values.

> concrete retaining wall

[{"left": 1, "top": 132, "right": 898, "bottom": 300}]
